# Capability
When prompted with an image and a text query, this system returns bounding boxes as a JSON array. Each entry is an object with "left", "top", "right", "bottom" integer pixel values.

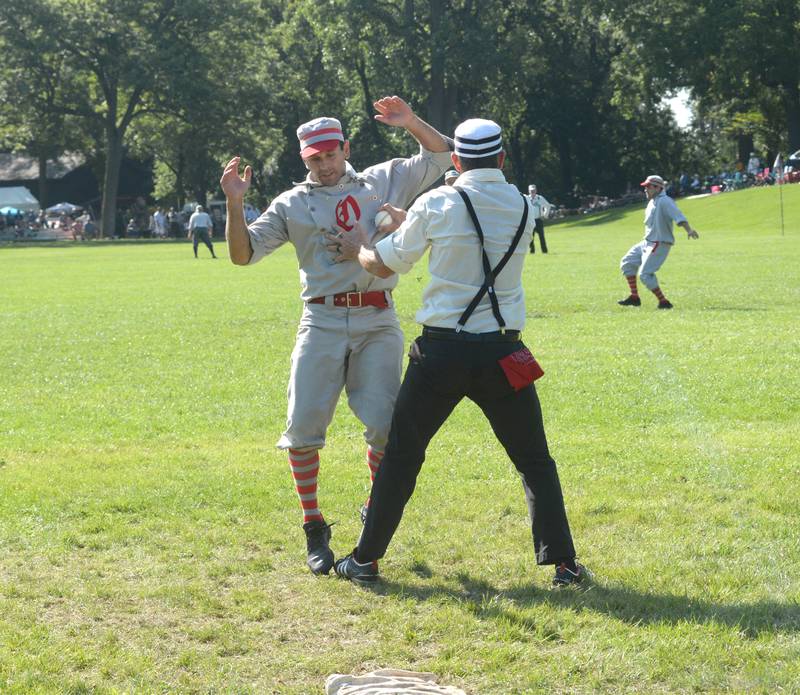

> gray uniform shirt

[
  {"left": 644, "top": 191, "right": 687, "bottom": 243},
  {"left": 247, "top": 147, "right": 451, "bottom": 299}
]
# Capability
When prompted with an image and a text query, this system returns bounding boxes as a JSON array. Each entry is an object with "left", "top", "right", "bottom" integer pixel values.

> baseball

[{"left": 374, "top": 210, "right": 393, "bottom": 229}]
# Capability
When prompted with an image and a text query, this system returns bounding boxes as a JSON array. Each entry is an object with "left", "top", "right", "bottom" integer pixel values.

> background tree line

[{"left": 1, "top": 0, "right": 797, "bottom": 236}]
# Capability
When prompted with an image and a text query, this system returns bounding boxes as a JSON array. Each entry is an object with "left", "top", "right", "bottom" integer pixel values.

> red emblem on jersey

[{"left": 335, "top": 195, "right": 361, "bottom": 231}]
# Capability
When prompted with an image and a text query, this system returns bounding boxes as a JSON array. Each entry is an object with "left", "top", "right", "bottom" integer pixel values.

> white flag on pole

[{"left": 773, "top": 152, "right": 784, "bottom": 181}]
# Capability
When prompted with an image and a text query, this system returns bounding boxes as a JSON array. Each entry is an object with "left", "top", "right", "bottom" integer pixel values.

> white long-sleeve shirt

[{"left": 375, "top": 168, "right": 534, "bottom": 332}]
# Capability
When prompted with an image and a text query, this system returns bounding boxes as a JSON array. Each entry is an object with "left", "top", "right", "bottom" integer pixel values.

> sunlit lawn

[{"left": 1, "top": 185, "right": 799, "bottom": 693}]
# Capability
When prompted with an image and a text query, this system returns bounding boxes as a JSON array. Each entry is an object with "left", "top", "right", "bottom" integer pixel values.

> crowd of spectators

[{"left": 550, "top": 151, "right": 799, "bottom": 219}]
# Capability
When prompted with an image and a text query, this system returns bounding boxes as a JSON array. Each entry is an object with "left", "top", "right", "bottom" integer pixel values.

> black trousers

[
  {"left": 529, "top": 219, "right": 547, "bottom": 253},
  {"left": 357, "top": 329, "right": 576, "bottom": 565},
  {"left": 192, "top": 229, "right": 215, "bottom": 256}
]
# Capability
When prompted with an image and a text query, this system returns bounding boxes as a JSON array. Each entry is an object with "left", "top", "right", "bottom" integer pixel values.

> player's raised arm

[
  {"left": 373, "top": 96, "right": 449, "bottom": 153},
  {"left": 220, "top": 156, "right": 254, "bottom": 265}
]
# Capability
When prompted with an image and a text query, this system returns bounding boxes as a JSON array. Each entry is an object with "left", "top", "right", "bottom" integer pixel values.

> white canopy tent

[{"left": 0, "top": 186, "right": 40, "bottom": 212}]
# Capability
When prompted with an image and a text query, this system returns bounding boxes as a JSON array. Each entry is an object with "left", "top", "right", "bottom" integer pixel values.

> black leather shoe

[
  {"left": 335, "top": 552, "right": 379, "bottom": 585},
  {"left": 657, "top": 300, "right": 674, "bottom": 309},
  {"left": 553, "top": 562, "right": 592, "bottom": 586},
  {"left": 617, "top": 295, "right": 641, "bottom": 306},
  {"left": 303, "top": 520, "right": 334, "bottom": 575}
]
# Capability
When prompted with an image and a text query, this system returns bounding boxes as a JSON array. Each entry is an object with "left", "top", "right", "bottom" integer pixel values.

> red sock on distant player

[
  {"left": 288, "top": 448, "right": 322, "bottom": 523},
  {"left": 364, "top": 446, "right": 384, "bottom": 509},
  {"left": 651, "top": 286, "right": 667, "bottom": 303},
  {"left": 626, "top": 275, "right": 639, "bottom": 298}
]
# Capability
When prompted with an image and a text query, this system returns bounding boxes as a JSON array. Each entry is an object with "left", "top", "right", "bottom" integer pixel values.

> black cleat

[
  {"left": 657, "top": 300, "right": 673, "bottom": 310},
  {"left": 617, "top": 295, "right": 641, "bottom": 306},
  {"left": 334, "top": 552, "right": 380, "bottom": 585},
  {"left": 303, "top": 520, "right": 334, "bottom": 575},
  {"left": 552, "top": 562, "right": 592, "bottom": 587}
]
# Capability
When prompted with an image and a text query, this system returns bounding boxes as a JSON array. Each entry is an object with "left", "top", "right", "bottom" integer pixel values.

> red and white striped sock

[
  {"left": 626, "top": 275, "right": 639, "bottom": 298},
  {"left": 651, "top": 286, "right": 667, "bottom": 303},
  {"left": 288, "top": 448, "right": 322, "bottom": 524},
  {"left": 364, "top": 446, "right": 384, "bottom": 509}
]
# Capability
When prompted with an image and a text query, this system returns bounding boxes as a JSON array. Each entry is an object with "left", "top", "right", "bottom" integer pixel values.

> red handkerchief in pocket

[{"left": 498, "top": 347, "right": 544, "bottom": 390}]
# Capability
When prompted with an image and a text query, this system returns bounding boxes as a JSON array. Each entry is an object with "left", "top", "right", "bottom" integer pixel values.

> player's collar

[{"left": 294, "top": 162, "right": 362, "bottom": 188}]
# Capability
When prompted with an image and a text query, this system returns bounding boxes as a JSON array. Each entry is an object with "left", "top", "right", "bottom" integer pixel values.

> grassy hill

[{"left": 1, "top": 184, "right": 799, "bottom": 693}]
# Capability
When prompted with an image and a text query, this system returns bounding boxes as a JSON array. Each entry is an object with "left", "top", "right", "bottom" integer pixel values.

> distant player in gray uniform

[
  {"left": 220, "top": 96, "right": 451, "bottom": 575},
  {"left": 618, "top": 174, "right": 699, "bottom": 309}
]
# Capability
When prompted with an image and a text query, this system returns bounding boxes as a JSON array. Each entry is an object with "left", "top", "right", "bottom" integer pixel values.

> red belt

[{"left": 308, "top": 291, "right": 390, "bottom": 308}]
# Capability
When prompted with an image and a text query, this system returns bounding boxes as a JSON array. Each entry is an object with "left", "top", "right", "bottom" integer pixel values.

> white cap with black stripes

[{"left": 454, "top": 118, "right": 503, "bottom": 158}]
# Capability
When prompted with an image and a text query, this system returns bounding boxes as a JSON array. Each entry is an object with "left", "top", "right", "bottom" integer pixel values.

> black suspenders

[{"left": 453, "top": 187, "right": 529, "bottom": 332}]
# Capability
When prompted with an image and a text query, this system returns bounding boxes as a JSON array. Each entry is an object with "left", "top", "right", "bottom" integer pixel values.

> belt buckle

[{"left": 346, "top": 292, "right": 362, "bottom": 307}]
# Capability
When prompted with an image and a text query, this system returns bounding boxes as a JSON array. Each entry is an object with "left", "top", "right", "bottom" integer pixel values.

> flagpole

[{"left": 773, "top": 152, "right": 785, "bottom": 236}]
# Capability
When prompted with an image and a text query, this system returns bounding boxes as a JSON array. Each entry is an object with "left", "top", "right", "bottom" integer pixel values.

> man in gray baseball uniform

[
  {"left": 221, "top": 96, "right": 451, "bottom": 575},
  {"left": 618, "top": 174, "right": 699, "bottom": 309}
]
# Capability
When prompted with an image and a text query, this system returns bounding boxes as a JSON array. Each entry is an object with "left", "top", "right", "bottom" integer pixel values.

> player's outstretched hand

[
  {"left": 373, "top": 96, "right": 414, "bottom": 129},
  {"left": 220, "top": 156, "right": 252, "bottom": 201},
  {"left": 688, "top": 228, "right": 699, "bottom": 239}
]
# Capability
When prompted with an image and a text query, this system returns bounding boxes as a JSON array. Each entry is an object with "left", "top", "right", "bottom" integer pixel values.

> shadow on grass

[{"left": 368, "top": 572, "right": 799, "bottom": 637}]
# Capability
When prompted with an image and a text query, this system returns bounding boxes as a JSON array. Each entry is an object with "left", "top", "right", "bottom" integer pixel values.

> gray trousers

[{"left": 620, "top": 240, "right": 672, "bottom": 290}]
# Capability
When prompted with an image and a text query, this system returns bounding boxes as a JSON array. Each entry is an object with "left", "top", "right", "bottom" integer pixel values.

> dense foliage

[{"left": 1, "top": 0, "right": 798, "bottom": 229}]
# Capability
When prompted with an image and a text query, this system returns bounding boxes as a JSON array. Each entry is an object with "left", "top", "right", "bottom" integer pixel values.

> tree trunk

[
  {"left": 737, "top": 133, "right": 754, "bottom": 165},
  {"left": 426, "top": 0, "right": 447, "bottom": 131},
  {"left": 784, "top": 81, "right": 800, "bottom": 152},
  {"left": 507, "top": 120, "right": 527, "bottom": 190},
  {"left": 37, "top": 153, "right": 48, "bottom": 209},
  {"left": 555, "top": 131, "right": 574, "bottom": 204},
  {"left": 100, "top": 128, "right": 124, "bottom": 239}
]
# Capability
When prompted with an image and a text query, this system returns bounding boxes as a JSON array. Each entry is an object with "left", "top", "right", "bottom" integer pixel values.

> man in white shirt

[
  {"left": 527, "top": 184, "right": 551, "bottom": 253},
  {"left": 188, "top": 205, "right": 217, "bottom": 258},
  {"left": 330, "top": 118, "right": 586, "bottom": 587},
  {"left": 618, "top": 175, "right": 699, "bottom": 309}
]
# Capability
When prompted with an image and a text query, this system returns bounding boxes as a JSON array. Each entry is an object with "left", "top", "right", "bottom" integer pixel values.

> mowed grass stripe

[{"left": 1, "top": 185, "right": 799, "bottom": 693}]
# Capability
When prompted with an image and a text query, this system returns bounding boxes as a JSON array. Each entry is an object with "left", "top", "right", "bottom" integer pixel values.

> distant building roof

[{"left": 0, "top": 152, "right": 86, "bottom": 181}]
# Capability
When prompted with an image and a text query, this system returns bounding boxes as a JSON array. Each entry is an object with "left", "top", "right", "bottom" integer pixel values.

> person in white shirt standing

[
  {"left": 188, "top": 204, "right": 217, "bottom": 258},
  {"left": 618, "top": 174, "right": 699, "bottom": 309},
  {"left": 330, "top": 118, "right": 587, "bottom": 587},
  {"left": 527, "top": 184, "right": 551, "bottom": 254}
]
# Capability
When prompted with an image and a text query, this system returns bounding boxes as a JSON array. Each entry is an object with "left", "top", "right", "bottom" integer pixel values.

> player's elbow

[{"left": 230, "top": 250, "right": 252, "bottom": 266}]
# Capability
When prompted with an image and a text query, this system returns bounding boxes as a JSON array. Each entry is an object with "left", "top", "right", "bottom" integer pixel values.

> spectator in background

[
  {"left": 187, "top": 204, "right": 217, "bottom": 258},
  {"left": 71, "top": 215, "right": 84, "bottom": 241},
  {"left": 747, "top": 152, "right": 761, "bottom": 176},
  {"left": 167, "top": 207, "right": 182, "bottom": 237},
  {"left": 153, "top": 207, "right": 167, "bottom": 237}
]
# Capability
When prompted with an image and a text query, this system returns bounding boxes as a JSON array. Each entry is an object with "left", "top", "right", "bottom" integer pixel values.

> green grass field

[{"left": 1, "top": 185, "right": 799, "bottom": 693}]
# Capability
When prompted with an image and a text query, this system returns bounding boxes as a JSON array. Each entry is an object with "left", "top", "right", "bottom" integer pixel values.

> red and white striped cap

[{"left": 297, "top": 117, "right": 345, "bottom": 158}]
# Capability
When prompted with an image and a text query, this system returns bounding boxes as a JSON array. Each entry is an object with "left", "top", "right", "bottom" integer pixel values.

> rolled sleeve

[
  {"left": 246, "top": 205, "right": 289, "bottom": 265},
  {"left": 374, "top": 202, "right": 434, "bottom": 275}
]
